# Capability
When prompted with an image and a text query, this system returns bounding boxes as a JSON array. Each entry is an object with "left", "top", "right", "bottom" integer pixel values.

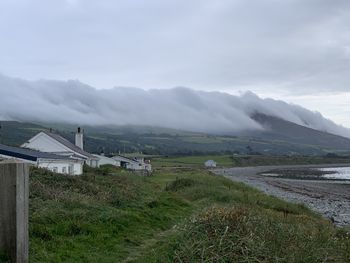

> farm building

[
  {"left": 131, "top": 156, "right": 152, "bottom": 172},
  {"left": 22, "top": 128, "right": 99, "bottom": 167},
  {"left": 112, "top": 155, "right": 141, "bottom": 170},
  {"left": 112, "top": 155, "right": 152, "bottom": 172},
  {"left": 204, "top": 160, "right": 217, "bottom": 168},
  {"left": 93, "top": 154, "right": 121, "bottom": 167},
  {"left": 0, "top": 143, "right": 84, "bottom": 175}
]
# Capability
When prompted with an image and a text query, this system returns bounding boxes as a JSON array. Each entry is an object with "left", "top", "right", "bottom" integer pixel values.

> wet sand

[{"left": 213, "top": 164, "right": 350, "bottom": 226}]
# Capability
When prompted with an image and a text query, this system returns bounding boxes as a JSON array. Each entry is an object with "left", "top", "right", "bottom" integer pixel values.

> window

[
  {"left": 62, "top": 167, "right": 67, "bottom": 174},
  {"left": 53, "top": 167, "right": 58, "bottom": 173}
]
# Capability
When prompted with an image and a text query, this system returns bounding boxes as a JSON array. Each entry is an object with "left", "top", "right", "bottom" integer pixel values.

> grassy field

[
  {"left": 13, "top": 161, "right": 349, "bottom": 263},
  {"left": 151, "top": 154, "right": 350, "bottom": 169}
]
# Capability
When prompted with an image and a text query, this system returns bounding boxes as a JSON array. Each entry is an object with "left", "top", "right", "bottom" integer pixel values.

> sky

[{"left": 0, "top": 0, "right": 350, "bottom": 127}]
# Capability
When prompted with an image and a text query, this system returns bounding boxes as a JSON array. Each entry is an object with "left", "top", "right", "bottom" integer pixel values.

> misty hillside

[
  {"left": 1, "top": 74, "right": 350, "bottom": 139},
  {"left": 1, "top": 117, "right": 350, "bottom": 156},
  {"left": 1, "top": 72, "right": 349, "bottom": 155}
]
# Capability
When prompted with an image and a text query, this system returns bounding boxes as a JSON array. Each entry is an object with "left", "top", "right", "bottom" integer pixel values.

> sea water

[{"left": 319, "top": 167, "right": 350, "bottom": 180}]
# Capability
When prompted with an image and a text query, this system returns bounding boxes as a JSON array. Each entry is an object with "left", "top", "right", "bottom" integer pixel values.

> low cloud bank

[{"left": 0, "top": 74, "right": 349, "bottom": 137}]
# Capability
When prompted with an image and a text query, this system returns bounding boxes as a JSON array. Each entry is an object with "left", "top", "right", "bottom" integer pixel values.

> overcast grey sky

[{"left": 0, "top": 0, "right": 350, "bottom": 126}]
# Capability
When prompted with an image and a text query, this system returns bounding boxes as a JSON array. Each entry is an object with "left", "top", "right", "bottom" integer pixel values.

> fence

[{"left": 0, "top": 161, "right": 29, "bottom": 263}]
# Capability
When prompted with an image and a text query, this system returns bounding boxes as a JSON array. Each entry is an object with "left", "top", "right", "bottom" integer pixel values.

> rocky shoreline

[{"left": 213, "top": 164, "right": 350, "bottom": 226}]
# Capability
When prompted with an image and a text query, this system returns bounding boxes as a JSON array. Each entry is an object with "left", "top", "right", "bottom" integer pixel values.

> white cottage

[
  {"left": 204, "top": 160, "right": 217, "bottom": 168},
  {"left": 112, "top": 155, "right": 141, "bottom": 170},
  {"left": 22, "top": 128, "right": 99, "bottom": 168},
  {"left": 0, "top": 143, "right": 83, "bottom": 175},
  {"left": 132, "top": 156, "right": 152, "bottom": 172},
  {"left": 112, "top": 155, "right": 152, "bottom": 172},
  {"left": 93, "top": 154, "right": 121, "bottom": 167}
]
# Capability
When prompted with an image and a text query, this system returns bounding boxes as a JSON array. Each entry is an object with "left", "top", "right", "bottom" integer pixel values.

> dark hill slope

[
  {"left": 1, "top": 118, "right": 350, "bottom": 155},
  {"left": 250, "top": 113, "right": 350, "bottom": 151},
  {"left": 0, "top": 121, "right": 45, "bottom": 146}
]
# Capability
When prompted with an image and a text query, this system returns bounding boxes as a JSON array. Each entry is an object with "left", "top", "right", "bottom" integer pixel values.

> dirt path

[{"left": 213, "top": 164, "right": 350, "bottom": 226}]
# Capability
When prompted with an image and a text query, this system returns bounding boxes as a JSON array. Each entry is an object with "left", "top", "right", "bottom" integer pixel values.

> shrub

[
  {"left": 172, "top": 206, "right": 350, "bottom": 263},
  {"left": 0, "top": 251, "right": 9, "bottom": 263},
  {"left": 165, "top": 178, "right": 196, "bottom": 192}
]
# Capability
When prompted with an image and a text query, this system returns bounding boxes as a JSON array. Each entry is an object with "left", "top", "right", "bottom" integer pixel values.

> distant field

[
  {"left": 152, "top": 154, "right": 350, "bottom": 169},
  {"left": 151, "top": 155, "right": 234, "bottom": 168}
]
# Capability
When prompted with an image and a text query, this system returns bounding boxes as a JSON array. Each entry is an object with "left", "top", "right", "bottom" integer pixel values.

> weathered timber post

[{"left": 0, "top": 161, "right": 29, "bottom": 263}]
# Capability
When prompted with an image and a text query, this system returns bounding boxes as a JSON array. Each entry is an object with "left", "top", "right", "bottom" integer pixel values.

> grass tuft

[
  {"left": 170, "top": 206, "right": 350, "bottom": 262},
  {"left": 165, "top": 178, "right": 196, "bottom": 192}
]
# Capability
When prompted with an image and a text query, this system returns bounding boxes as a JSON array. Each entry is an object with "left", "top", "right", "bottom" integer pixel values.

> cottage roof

[
  {"left": 43, "top": 131, "right": 97, "bottom": 159},
  {"left": 0, "top": 143, "right": 70, "bottom": 162},
  {"left": 112, "top": 154, "right": 139, "bottom": 164}
]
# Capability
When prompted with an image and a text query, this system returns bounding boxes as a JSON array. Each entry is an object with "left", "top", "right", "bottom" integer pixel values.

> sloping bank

[
  {"left": 28, "top": 166, "right": 350, "bottom": 262},
  {"left": 214, "top": 164, "right": 350, "bottom": 226}
]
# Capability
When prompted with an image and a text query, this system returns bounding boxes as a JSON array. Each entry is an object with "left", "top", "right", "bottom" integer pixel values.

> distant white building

[
  {"left": 204, "top": 160, "right": 217, "bottom": 168},
  {"left": 93, "top": 154, "right": 121, "bottom": 167},
  {"left": 128, "top": 155, "right": 152, "bottom": 172},
  {"left": 0, "top": 143, "right": 84, "bottom": 175},
  {"left": 22, "top": 128, "right": 99, "bottom": 168},
  {"left": 112, "top": 155, "right": 152, "bottom": 172}
]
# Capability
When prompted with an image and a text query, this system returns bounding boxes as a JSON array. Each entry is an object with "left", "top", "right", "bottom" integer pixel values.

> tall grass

[
  {"left": 28, "top": 166, "right": 350, "bottom": 262},
  {"left": 170, "top": 206, "right": 350, "bottom": 262}
]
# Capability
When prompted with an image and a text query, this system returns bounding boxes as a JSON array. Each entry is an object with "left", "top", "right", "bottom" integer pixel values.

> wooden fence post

[{"left": 0, "top": 161, "right": 29, "bottom": 263}]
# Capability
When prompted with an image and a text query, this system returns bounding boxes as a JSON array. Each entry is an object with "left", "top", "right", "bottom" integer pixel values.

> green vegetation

[
  {"left": 152, "top": 154, "right": 350, "bottom": 168},
  {"left": 157, "top": 207, "right": 350, "bottom": 262},
  {"left": 0, "top": 251, "right": 9, "bottom": 263},
  {"left": 3, "top": 120, "right": 350, "bottom": 156},
  {"left": 29, "top": 163, "right": 350, "bottom": 262}
]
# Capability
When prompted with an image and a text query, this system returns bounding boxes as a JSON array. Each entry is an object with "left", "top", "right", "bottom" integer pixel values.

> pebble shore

[{"left": 213, "top": 164, "right": 350, "bottom": 226}]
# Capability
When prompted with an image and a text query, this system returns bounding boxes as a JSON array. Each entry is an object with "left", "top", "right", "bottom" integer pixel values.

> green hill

[{"left": 1, "top": 119, "right": 350, "bottom": 156}]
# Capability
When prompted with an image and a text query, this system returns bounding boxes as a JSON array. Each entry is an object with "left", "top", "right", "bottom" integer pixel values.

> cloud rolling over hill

[{"left": 0, "top": 74, "right": 349, "bottom": 138}]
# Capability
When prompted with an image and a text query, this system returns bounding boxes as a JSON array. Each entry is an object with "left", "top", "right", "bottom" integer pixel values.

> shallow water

[{"left": 319, "top": 167, "right": 350, "bottom": 180}]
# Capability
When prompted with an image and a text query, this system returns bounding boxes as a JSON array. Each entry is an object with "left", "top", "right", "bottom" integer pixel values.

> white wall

[
  {"left": 204, "top": 161, "right": 217, "bottom": 167},
  {"left": 130, "top": 162, "right": 152, "bottom": 171},
  {"left": 0, "top": 153, "right": 83, "bottom": 175},
  {"left": 75, "top": 132, "right": 84, "bottom": 150},
  {"left": 126, "top": 162, "right": 144, "bottom": 170},
  {"left": 93, "top": 155, "right": 121, "bottom": 167},
  {"left": 73, "top": 162, "right": 83, "bottom": 175},
  {"left": 37, "top": 159, "right": 83, "bottom": 175},
  {"left": 144, "top": 163, "right": 152, "bottom": 171},
  {"left": 88, "top": 158, "right": 99, "bottom": 168}
]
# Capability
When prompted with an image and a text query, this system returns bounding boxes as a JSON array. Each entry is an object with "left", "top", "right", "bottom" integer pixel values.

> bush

[
  {"left": 0, "top": 251, "right": 9, "bottom": 263},
  {"left": 165, "top": 178, "right": 196, "bottom": 192},
  {"left": 172, "top": 206, "right": 350, "bottom": 262}
]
